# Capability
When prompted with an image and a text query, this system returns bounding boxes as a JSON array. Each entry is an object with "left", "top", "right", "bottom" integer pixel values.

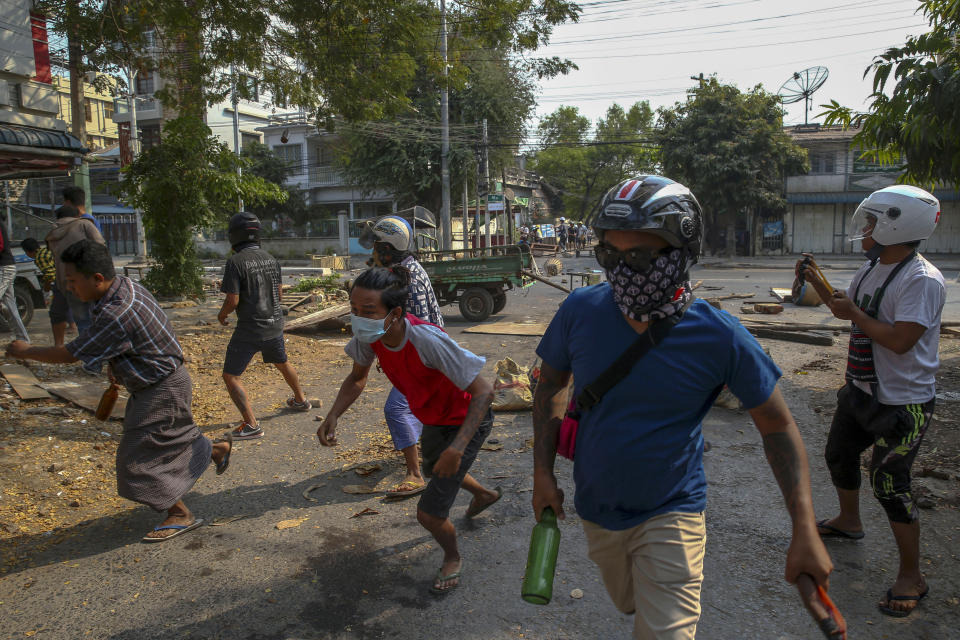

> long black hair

[{"left": 351, "top": 265, "right": 411, "bottom": 311}]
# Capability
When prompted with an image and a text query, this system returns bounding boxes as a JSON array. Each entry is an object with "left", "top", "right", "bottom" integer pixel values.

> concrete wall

[{"left": 196, "top": 236, "right": 347, "bottom": 259}]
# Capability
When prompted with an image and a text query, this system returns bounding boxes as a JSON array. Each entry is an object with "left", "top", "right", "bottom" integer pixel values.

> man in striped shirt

[{"left": 6, "top": 240, "right": 231, "bottom": 543}]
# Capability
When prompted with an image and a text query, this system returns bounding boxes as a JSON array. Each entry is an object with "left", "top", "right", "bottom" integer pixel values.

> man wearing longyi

[{"left": 5, "top": 240, "right": 232, "bottom": 542}]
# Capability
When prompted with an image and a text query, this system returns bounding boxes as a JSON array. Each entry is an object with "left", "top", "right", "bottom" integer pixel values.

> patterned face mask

[{"left": 604, "top": 247, "right": 693, "bottom": 322}]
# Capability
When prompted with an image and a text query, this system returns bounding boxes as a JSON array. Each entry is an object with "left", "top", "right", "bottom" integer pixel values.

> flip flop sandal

[
  {"left": 214, "top": 432, "right": 233, "bottom": 475},
  {"left": 878, "top": 587, "right": 929, "bottom": 618},
  {"left": 465, "top": 486, "right": 503, "bottom": 519},
  {"left": 142, "top": 518, "right": 205, "bottom": 543},
  {"left": 817, "top": 519, "right": 865, "bottom": 540},
  {"left": 385, "top": 481, "right": 427, "bottom": 497},
  {"left": 430, "top": 564, "right": 463, "bottom": 595}
]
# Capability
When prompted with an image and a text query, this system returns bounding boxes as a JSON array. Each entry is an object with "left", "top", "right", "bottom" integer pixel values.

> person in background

[
  {"left": 22, "top": 237, "right": 71, "bottom": 346},
  {"left": 356, "top": 215, "right": 445, "bottom": 496},
  {"left": 0, "top": 223, "right": 29, "bottom": 342},
  {"left": 810, "top": 185, "right": 944, "bottom": 618},
  {"left": 6, "top": 240, "right": 232, "bottom": 542},
  {"left": 62, "top": 185, "right": 102, "bottom": 234},
  {"left": 218, "top": 212, "right": 310, "bottom": 441},
  {"left": 45, "top": 204, "right": 105, "bottom": 333}
]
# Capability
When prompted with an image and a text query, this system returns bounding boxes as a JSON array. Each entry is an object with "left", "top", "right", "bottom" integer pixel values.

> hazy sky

[{"left": 532, "top": 0, "right": 930, "bottom": 135}]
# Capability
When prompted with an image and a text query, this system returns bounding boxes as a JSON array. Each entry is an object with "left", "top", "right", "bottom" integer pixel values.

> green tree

[
  {"left": 529, "top": 102, "right": 659, "bottom": 220},
  {"left": 656, "top": 78, "right": 808, "bottom": 256},
  {"left": 821, "top": 0, "right": 960, "bottom": 186},
  {"left": 122, "top": 118, "right": 286, "bottom": 297},
  {"left": 241, "top": 142, "right": 309, "bottom": 234},
  {"left": 333, "top": 46, "right": 545, "bottom": 213},
  {"left": 38, "top": 1, "right": 579, "bottom": 293}
]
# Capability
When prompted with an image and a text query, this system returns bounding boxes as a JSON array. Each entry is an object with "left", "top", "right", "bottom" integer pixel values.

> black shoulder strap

[
  {"left": 575, "top": 309, "right": 683, "bottom": 414},
  {"left": 853, "top": 251, "right": 917, "bottom": 315}
]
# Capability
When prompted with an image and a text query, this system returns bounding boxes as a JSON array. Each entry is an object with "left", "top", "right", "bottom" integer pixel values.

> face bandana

[{"left": 604, "top": 247, "right": 693, "bottom": 323}]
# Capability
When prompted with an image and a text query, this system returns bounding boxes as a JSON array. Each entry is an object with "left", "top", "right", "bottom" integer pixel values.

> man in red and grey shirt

[{"left": 317, "top": 266, "right": 502, "bottom": 594}]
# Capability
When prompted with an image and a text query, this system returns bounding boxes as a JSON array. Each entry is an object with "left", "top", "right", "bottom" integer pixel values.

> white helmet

[
  {"left": 849, "top": 185, "right": 940, "bottom": 246},
  {"left": 358, "top": 215, "right": 413, "bottom": 252}
]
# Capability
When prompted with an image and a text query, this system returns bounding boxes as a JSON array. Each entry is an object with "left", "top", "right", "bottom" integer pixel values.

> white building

[
  {"left": 257, "top": 112, "right": 396, "bottom": 221},
  {"left": 784, "top": 124, "right": 960, "bottom": 254}
]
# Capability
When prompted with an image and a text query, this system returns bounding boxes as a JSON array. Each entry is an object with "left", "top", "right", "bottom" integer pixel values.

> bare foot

[{"left": 466, "top": 486, "right": 502, "bottom": 518}]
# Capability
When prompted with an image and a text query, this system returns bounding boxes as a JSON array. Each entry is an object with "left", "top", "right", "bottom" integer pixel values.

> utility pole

[
  {"left": 439, "top": 0, "right": 452, "bottom": 250},
  {"left": 127, "top": 67, "right": 147, "bottom": 257},
  {"left": 67, "top": 1, "right": 92, "bottom": 214},
  {"left": 483, "top": 118, "right": 490, "bottom": 249},
  {"left": 690, "top": 72, "right": 705, "bottom": 87},
  {"left": 231, "top": 61, "right": 243, "bottom": 211},
  {"left": 462, "top": 170, "right": 468, "bottom": 251}
]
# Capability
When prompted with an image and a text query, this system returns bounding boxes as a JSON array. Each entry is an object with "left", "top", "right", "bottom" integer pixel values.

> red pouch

[{"left": 557, "top": 398, "right": 579, "bottom": 460}]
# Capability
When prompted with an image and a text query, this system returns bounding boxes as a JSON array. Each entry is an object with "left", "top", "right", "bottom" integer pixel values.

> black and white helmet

[{"left": 587, "top": 175, "right": 703, "bottom": 263}]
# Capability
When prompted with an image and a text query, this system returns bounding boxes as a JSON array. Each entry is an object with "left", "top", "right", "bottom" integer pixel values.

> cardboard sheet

[
  {"left": 1, "top": 364, "right": 51, "bottom": 400},
  {"left": 462, "top": 322, "right": 548, "bottom": 336},
  {"left": 43, "top": 381, "right": 128, "bottom": 420}
]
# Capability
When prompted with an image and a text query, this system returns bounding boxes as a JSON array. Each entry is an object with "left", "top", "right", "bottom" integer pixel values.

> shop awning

[{"left": 0, "top": 123, "right": 86, "bottom": 178}]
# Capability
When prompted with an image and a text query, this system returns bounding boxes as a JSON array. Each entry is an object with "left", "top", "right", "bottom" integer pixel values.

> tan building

[{"left": 52, "top": 75, "right": 118, "bottom": 151}]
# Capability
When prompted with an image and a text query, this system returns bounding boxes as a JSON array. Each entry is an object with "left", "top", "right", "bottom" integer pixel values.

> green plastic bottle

[{"left": 521, "top": 507, "right": 561, "bottom": 605}]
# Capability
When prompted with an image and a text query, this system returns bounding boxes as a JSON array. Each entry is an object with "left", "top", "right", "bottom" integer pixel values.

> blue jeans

[
  {"left": 0, "top": 265, "right": 29, "bottom": 342},
  {"left": 384, "top": 386, "right": 423, "bottom": 450}
]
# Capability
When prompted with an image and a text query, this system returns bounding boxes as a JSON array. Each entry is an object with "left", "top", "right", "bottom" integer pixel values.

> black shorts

[
  {"left": 48, "top": 286, "right": 72, "bottom": 324},
  {"left": 418, "top": 410, "right": 494, "bottom": 519},
  {"left": 222, "top": 332, "right": 287, "bottom": 376}
]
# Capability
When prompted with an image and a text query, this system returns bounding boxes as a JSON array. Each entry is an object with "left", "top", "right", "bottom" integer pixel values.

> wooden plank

[
  {"left": 747, "top": 327, "right": 834, "bottom": 346},
  {"left": 741, "top": 318, "right": 849, "bottom": 332},
  {"left": 463, "top": 322, "right": 548, "bottom": 336},
  {"left": 285, "top": 294, "right": 315, "bottom": 311},
  {"left": 43, "top": 381, "right": 128, "bottom": 420},
  {"left": 283, "top": 303, "right": 351, "bottom": 331},
  {"left": 0, "top": 364, "right": 51, "bottom": 400},
  {"left": 521, "top": 270, "right": 572, "bottom": 294}
]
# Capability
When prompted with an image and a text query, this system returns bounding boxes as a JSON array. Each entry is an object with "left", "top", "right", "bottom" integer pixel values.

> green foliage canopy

[
  {"left": 529, "top": 102, "right": 659, "bottom": 221},
  {"left": 121, "top": 117, "right": 286, "bottom": 297},
  {"left": 820, "top": 1, "right": 960, "bottom": 186},
  {"left": 656, "top": 78, "right": 808, "bottom": 254}
]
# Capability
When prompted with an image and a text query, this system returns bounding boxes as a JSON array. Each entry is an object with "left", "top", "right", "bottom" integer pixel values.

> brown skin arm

[
  {"left": 218, "top": 293, "right": 239, "bottom": 325},
  {"left": 749, "top": 386, "right": 833, "bottom": 587},
  {"left": 432, "top": 374, "right": 495, "bottom": 478},
  {"left": 5, "top": 341, "right": 78, "bottom": 364},
  {"left": 824, "top": 290, "right": 927, "bottom": 354},
  {"left": 316, "top": 361, "right": 371, "bottom": 446},
  {"left": 531, "top": 361, "right": 572, "bottom": 521}
]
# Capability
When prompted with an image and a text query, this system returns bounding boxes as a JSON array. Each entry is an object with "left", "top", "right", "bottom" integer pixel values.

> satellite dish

[{"left": 777, "top": 66, "right": 829, "bottom": 125}]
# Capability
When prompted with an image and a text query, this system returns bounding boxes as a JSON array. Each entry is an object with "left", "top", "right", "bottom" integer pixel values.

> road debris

[
  {"left": 275, "top": 517, "right": 309, "bottom": 530},
  {"left": 301, "top": 484, "right": 326, "bottom": 502},
  {"left": 350, "top": 507, "right": 380, "bottom": 518}
]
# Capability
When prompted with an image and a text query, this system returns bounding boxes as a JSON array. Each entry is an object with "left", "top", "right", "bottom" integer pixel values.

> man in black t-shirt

[{"left": 218, "top": 212, "right": 310, "bottom": 439}]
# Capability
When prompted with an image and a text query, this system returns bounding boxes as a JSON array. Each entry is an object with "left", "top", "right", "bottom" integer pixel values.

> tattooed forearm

[
  {"left": 762, "top": 431, "right": 804, "bottom": 515},
  {"left": 533, "top": 368, "right": 570, "bottom": 475}
]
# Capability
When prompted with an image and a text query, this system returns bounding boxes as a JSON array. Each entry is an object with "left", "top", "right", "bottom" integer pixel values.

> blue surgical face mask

[{"left": 350, "top": 313, "right": 395, "bottom": 344}]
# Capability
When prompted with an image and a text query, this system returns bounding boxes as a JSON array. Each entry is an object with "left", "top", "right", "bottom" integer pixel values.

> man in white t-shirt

[{"left": 803, "top": 185, "right": 945, "bottom": 618}]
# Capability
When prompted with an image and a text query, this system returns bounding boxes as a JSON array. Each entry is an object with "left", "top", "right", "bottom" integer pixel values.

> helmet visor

[{"left": 848, "top": 206, "right": 879, "bottom": 243}]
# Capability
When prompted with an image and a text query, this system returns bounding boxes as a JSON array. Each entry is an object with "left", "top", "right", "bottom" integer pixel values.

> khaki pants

[{"left": 583, "top": 511, "right": 706, "bottom": 640}]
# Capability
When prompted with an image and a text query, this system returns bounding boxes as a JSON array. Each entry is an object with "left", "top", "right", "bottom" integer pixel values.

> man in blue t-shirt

[{"left": 532, "top": 176, "right": 833, "bottom": 640}]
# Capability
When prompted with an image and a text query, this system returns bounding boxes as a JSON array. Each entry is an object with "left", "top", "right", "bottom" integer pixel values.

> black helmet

[
  {"left": 587, "top": 175, "right": 703, "bottom": 263},
  {"left": 228, "top": 211, "right": 261, "bottom": 248}
]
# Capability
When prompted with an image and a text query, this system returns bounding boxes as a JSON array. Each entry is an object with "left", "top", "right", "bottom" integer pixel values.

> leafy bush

[{"left": 292, "top": 274, "right": 341, "bottom": 292}]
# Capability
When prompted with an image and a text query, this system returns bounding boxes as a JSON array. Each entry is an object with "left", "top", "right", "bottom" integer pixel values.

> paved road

[{"left": 2, "top": 255, "right": 959, "bottom": 639}]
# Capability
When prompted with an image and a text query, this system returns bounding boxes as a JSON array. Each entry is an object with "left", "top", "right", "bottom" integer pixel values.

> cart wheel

[
  {"left": 492, "top": 292, "right": 507, "bottom": 315},
  {"left": 544, "top": 257, "right": 563, "bottom": 276},
  {"left": 459, "top": 287, "right": 494, "bottom": 322}
]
